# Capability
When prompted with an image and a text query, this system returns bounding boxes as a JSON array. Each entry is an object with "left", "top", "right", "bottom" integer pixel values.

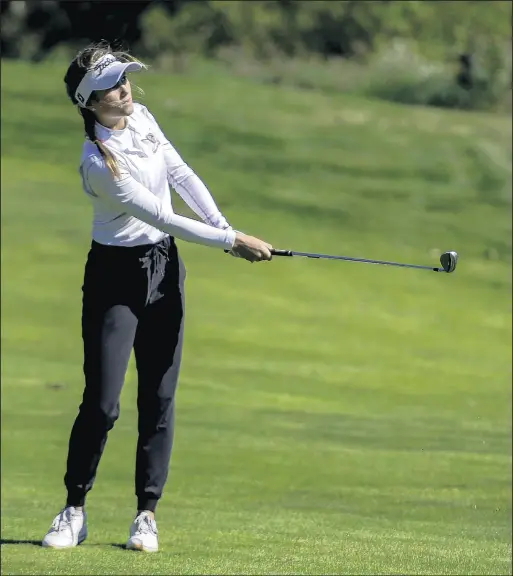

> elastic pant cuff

[
  {"left": 137, "top": 497, "right": 159, "bottom": 513},
  {"left": 66, "top": 492, "right": 86, "bottom": 507}
]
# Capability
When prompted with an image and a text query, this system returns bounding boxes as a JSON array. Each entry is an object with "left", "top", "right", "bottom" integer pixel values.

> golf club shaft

[{"left": 271, "top": 249, "right": 445, "bottom": 272}]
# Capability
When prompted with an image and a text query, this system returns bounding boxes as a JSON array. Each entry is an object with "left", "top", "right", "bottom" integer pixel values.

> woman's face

[{"left": 91, "top": 75, "right": 134, "bottom": 120}]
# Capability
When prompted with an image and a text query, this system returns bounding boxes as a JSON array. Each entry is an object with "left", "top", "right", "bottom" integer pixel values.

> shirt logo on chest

[{"left": 141, "top": 132, "right": 161, "bottom": 154}]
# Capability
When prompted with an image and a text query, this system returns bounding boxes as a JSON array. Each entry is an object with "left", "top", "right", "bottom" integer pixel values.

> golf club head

[{"left": 440, "top": 251, "right": 458, "bottom": 273}]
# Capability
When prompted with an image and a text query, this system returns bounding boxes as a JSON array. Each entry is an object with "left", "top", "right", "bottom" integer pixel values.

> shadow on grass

[
  {"left": 0, "top": 539, "right": 41, "bottom": 546},
  {"left": 1, "top": 539, "right": 128, "bottom": 549}
]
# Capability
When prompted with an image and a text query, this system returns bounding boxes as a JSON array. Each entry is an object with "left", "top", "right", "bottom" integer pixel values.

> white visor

[{"left": 75, "top": 54, "right": 142, "bottom": 107}]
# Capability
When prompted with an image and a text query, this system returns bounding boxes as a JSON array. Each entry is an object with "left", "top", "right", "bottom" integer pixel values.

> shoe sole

[
  {"left": 126, "top": 540, "right": 158, "bottom": 553},
  {"left": 42, "top": 535, "right": 87, "bottom": 549}
]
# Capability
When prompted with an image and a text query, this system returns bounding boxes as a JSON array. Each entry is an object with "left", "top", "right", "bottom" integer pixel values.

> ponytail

[{"left": 80, "top": 107, "right": 120, "bottom": 179}]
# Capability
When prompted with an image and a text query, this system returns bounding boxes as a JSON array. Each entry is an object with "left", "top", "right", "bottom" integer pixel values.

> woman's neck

[{"left": 97, "top": 116, "right": 127, "bottom": 131}]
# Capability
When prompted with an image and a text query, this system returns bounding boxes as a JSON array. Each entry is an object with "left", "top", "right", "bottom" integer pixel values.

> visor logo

[{"left": 93, "top": 56, "right": 116, "bottom": 77}]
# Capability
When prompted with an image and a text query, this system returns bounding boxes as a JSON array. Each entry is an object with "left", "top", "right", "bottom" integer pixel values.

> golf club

[{"left": 269, "top": 249, "right": 458, "bottom": 273}]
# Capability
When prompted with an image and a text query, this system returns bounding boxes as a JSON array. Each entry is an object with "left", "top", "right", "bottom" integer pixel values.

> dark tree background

[{"left": 1, "top": 0, "right": 510, "bottom": 111}]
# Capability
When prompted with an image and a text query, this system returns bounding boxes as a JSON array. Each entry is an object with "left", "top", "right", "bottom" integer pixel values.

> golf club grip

[
  {"left": 224, "top": 248, "right": 293, "bottom": 257},
  {"left": 271, "top": 249, "right": 293, "bottom": 257}
]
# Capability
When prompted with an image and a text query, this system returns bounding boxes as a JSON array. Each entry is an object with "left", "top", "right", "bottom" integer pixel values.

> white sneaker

[
  {"left": 126, "top": 511, "right": 158, "bottom": 552},
  {"left": 42, "top": 506, "right": 87, "bottom": 548}
]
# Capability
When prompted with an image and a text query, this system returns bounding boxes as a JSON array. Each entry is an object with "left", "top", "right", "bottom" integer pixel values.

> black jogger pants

[{"left": 64, "top": 235, "right": 185, "bottom": 512}]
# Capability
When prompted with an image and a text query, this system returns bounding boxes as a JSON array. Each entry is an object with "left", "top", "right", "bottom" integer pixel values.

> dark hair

[{"left": 64, "top": 41, "right": 146, "bottom": 178}]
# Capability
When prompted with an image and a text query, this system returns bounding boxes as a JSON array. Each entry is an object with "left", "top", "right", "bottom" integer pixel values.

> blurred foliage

[{"left": 1, "top": 0, "right": 511, "bottom": 112}]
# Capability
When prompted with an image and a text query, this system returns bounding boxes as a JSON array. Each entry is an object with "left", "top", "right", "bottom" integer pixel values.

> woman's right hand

[{"left": 230, "top": 232, "right": 273, "bottom": 262}]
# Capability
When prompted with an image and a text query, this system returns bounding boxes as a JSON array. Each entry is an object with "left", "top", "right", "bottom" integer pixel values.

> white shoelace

[
  {"left": 135, "top": 515, "right": 157, "bottom": 535},
  {"left": 50, "top": 509, "right": 74, "bottom": 533}
]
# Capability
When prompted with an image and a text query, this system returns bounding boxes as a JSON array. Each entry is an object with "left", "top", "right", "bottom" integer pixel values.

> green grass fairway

[{"left": 1, "top": 59, "right": 511, "bottom": 575}]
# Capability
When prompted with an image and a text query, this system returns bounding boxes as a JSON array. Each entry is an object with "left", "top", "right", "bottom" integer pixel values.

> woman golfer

[{"left": 42, "top": 42, "right": 272, "bottom": 552}]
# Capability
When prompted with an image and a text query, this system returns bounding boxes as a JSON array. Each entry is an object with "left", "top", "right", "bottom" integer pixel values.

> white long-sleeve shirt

[{"left": 79, "top": 102, "right": 236, "bottom": 250}]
